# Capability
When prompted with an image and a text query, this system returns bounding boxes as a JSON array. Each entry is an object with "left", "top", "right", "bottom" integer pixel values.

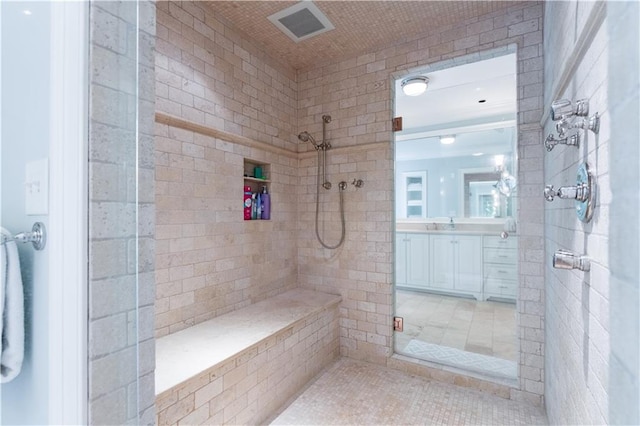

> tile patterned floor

[
  {"left": 395, "top": 290, "right": 517, "bottom": 361},
  {"left": 270, "top": 358, "right": 548, "bottom": 425}
]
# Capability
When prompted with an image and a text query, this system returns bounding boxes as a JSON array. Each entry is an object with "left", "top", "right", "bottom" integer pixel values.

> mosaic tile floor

[{"left": 270, "top": 358, "right": 548, "bottom": 425}]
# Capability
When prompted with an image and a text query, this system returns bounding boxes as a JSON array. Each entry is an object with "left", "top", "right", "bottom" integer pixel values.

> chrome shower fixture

[
  {"left": 544, "top": 183, "right": 590, "bottom": 203},
  {"left": 297, "top": 131, "right": 320, "bottom": 149},
  {"left": 555, "top": 113, "right": 600, "bottom": 137},
  {"left": 550, "top": 98, "right": 589, "bottom": 121},
  {"left": 553, "top": 249, "right": 590, "bottom": 272},
  {"left": 544, "top": 133, "right": 579, "bottom": 152},
  {"left": 304, "top": 114, "right": 346, "bottom": 249},
  {"left": 544, "top": 163, "right": 595, "bottom": 222},
  {"left": 351, "top": 178, "right": 364, "bottom": 188}
]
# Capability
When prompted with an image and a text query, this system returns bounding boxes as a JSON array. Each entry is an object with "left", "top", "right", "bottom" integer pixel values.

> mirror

[
  {"left": 395, "top": 53, "right": 517, "bottom": 223},
  {"left": 393, "top": 52, "right": 519, "bottom": 380}
]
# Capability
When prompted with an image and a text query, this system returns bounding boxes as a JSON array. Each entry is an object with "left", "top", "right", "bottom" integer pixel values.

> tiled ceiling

[{"left": 206, "top": 1, "right": 512, "bottom": 71}]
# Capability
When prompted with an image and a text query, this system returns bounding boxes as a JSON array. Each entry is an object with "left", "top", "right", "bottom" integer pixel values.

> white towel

[{"left": 1, "top": 227, "right": 24, "bottom": 383}]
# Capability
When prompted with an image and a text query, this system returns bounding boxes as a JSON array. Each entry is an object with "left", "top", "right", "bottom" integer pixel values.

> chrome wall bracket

[
  {"left": 544, "top": 163, "right": 595, "bottom": 222},
  {"left": 1, "top": 222, "right": 47, "bottom": 251},
  {"left": 553, "top": 249, "right": 590, "bottom": 272},
  {"left": 544, "top": 133, "right": 580, "bottom": 152}
]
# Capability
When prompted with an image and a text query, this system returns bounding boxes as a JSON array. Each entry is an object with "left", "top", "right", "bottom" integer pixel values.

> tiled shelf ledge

[
  {"left": 156, "top": 112, "right": 390, "bottom": 160},
  {"left": 156, "top": 112, "right": 297, "bottom": 159}
]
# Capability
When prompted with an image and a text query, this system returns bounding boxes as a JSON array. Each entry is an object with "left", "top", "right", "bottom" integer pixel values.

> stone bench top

[{"left": 155, "top": 288, "right": 342, "bottom": 395}]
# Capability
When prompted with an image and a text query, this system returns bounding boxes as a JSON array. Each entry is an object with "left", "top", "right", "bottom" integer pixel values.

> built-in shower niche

[{"left": 243, "top": 158, "right": 271, "bottom": 220}]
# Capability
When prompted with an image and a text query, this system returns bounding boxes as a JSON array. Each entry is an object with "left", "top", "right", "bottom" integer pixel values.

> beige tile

[{"left": 269, "top": 358, "right": 547, "bottom": 425}]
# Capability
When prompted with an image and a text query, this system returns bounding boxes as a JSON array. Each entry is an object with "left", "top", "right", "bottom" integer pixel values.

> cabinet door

[
  {"left": 406, "top": 233, "right": 429, "bottom": 287},
  {"left": 395, "top": 233, "right": 408, "bottom": 286},
  {"left": 430, "top": 235, "right": 455, "bottom": 289},
  {"left": 455, "top": 236, "right": 483, "bottom": 292}
]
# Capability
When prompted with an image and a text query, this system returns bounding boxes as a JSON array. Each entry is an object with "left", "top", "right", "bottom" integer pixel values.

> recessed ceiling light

[
  {"left": 472, "top": 152, "right": 484, "bottom": 156},
  {"left": 23, "top": 10, "right": 32, "bottom": 15},
  {"left": 440, "top": 135, "right": 455, "bottom": 145}
]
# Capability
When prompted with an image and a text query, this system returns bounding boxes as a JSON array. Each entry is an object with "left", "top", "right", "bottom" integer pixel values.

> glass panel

[
  {"left": 87, "top": 1, "right": 142, "bottom": 423},
  {"left": 394, "top": 52, "right": 518, "bottom": 380}
]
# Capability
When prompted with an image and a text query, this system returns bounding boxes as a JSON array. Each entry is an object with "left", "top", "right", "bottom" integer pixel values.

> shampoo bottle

[
  {"left": 256, "top": 192, "right": 262, "bottom": 219},
  {"left": 261, "top": 186, "right": 270, "bottom": 220},
  {"left": 243, "top": 186, "right": 252, "bottom": 220},
  {"left": 251, "top": 193, "right": 257, "bottom": 220}
]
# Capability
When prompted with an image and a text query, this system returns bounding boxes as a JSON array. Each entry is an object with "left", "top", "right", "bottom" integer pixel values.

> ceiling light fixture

[
  {"left": 401, "top": 76, "right": 429, "bottom": 96},
  {"left": 440, "top": 135, "right": 455, "bottom": 145}
]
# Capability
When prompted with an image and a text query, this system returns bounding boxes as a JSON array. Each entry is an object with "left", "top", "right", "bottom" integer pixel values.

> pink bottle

[{"left": 244, "top": 186, "right": 252, "bottom": 220}]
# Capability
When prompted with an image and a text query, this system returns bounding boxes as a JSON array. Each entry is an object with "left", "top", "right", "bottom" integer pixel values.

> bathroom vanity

[{"left": 395, "top": 224, "right": 517, "bottom": 302}]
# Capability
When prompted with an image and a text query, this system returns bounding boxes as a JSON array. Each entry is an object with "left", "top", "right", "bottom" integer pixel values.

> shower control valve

[
  {"left": 351, "top": 178, "right": 364, "bottom": 188},
  {"left": 556, "top": 113, "right": 599, "bottom": 137},
  {"left": 544, "top": 133, "right": 579, "bottom": 152},
  {"left": 544, "top": 183, "right": 590, "bottom": 203}
]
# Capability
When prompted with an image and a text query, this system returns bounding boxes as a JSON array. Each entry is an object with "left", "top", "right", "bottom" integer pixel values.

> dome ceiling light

[{"left": 401, "top": 76, "right": 429, "bottom": 96}]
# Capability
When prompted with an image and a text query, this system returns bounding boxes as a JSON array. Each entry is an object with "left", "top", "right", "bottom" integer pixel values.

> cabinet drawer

[
  {"left": 484, "top": 279, "right": 517, "bottom": 298},
  {"left": 483, "top": 236, "right": 517, "bottom": 249},
  {"left": 484, "top": 248, "right": 517, "bottom": 264},
  {"left": 484, "top": 264, "right": 517, "bottom": 281}
]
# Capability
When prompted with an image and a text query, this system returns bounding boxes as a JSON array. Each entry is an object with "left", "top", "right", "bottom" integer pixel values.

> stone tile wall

[
  {"left": 154, "top": 121, "right": 299, "bottom": 337},
  {"left": 297, "top": 1, "right": 545, "bottom": 405},
  {"left": 154, "top": 1, "right": 299, "bottom": 337},
  {"left": 155, "top": 304, "right": 339, "bottom": 425},
  {"left": 543, "top": 2, "right": 609, "bottom": 423},
  {"left": 153, "top": 0, "right": 545, "bottom": 405},
  {"left": 155, "top": 1, "right": 297, "bottom": 151},
  {"left": 88, "top": 1, "right": 156, "bottom": 424}
]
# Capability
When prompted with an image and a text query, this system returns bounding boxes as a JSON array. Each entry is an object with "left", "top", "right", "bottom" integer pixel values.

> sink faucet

[{"left": 448, "top": 217, "right": 455, "bottom": 230}]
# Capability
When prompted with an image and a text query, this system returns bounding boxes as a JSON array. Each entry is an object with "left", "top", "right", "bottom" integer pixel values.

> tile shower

[{"left": 154, "top": 0, "right": 546, "bottom": 415}]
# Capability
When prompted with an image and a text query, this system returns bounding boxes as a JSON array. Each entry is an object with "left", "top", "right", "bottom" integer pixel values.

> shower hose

[{"left": 314, "top": 151, "right": 346, "bottom": 249}]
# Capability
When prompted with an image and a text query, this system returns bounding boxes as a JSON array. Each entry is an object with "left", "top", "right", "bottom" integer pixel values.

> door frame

[{"left": 48, "top": 1, "right": 88, "bottom": 424}]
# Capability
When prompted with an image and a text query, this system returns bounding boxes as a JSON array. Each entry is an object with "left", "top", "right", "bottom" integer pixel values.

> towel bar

[{"left": 1, "top": 222, "right": 46, "bottom": 251}]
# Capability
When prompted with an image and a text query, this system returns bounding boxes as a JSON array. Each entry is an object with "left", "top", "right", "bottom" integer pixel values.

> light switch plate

[{"left": 25, "top": 158, "right": 49, "bottom": 215}]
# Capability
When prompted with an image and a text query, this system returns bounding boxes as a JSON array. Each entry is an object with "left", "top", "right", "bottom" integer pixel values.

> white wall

[
  {"left": 608, "top": 1, "right": 640, "bottom": 424},
  {"left": 543, "top": 2, "right": 609, "bottom": 423},
  {"left": 0, "top": 1, "right": 51, "bottom": 424}
]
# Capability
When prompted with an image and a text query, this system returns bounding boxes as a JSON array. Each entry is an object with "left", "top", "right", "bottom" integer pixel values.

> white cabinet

[
  {"left": 429, "top": 234, "right": 483, "bottom": 299},
  {"left": 396, "top": 232, "right": 429, "bottom": 289},
  {"left": 482, "top": 236, "right": 517, "bottom": 301}
]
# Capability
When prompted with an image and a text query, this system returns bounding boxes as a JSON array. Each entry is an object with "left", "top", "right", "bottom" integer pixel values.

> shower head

[{"left": 298, "top": 131, "right": 321, "bottom": 149}]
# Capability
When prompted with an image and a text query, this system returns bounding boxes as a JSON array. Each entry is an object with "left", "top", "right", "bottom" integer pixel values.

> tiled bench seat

[{"left": 155, "top": 289, "right": 341, "bottom": 425}]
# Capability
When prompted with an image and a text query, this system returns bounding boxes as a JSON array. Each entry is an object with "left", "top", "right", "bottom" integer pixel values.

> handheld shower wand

[
  {"left": 297, "top": 115, "right": 346, "bottom": 249},
  {"left": 297, "top": 131, "right": 321, "bottom": 150}
]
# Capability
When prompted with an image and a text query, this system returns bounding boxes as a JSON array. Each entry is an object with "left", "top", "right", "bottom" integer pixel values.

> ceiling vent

[{"left": 268, "top": 1, "right": 334, "bottom": 43}]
